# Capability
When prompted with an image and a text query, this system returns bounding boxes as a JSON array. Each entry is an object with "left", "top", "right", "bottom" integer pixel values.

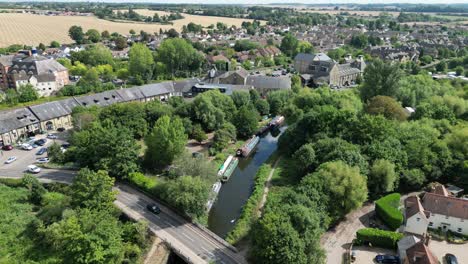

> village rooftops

[
  {"left": 138, "top": 82, "right": 175, "bottom": 98},
  {"left": 0, "top": 107, "right": 38, "bottom": 134},
  {"left": 75, "top": 90, "right": 124, "bottom": 108},
  {"left": 28, "top": 98, "right": 80, "bottom": 121}
]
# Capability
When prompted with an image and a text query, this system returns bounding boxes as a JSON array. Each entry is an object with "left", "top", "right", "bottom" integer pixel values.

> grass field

[{"left": 0, "top": 11, "right": 258, "bottom": 47}]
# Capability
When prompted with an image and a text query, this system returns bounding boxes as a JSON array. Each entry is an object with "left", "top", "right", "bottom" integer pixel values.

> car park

[
  {"left": 27, "top": 165, "right": 41, "bottom": 174},
  {"left": 445, "top": 254, "right": 458, "bottom": 264},
  {"left": 375, "top": 255, "right": 399, "bottom": 264},
  {"left": 2, "top": 145, "right": 13, "bottom": 151},
  {"left": 36, "top": 157, "right": 50, "bottom": 163},
  {"left": 146, "top": 203, "right": 161, "bottom": 214},
  {"left": 5, "top": 156, "right": 17, "bottom": 164},
  {"left": 36, "top": 147, "right": 47, "bottom": 155},
  {"left": 47, "top": 134, "right": 57, "bottom": 139}
]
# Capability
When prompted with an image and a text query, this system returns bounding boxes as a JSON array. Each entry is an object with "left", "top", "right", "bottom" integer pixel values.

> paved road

[{"left": 0, "top": 138, "right": 247, "bottom": 264}]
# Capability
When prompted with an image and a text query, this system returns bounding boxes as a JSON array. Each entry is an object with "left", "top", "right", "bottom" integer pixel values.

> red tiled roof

[
  {"left": 405, "top": 241, "right": 438, "bottom": 264},
  {"left": 422, "top": 192, "right": 468, "bottom": 220},
  {"left": 405, "top": 196, "right": 428, "bottom": 220}
]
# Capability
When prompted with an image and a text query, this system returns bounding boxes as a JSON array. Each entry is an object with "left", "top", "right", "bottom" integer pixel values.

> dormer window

[{"left": 93, "top": 99, "right": 99, "bottom": 103}]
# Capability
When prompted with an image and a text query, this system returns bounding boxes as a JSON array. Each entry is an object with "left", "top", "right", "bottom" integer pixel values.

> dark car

[
  {"left": 375, "top": 255, "right": 399, "bottom": 264},
  {"left": 61, "top": 143, "right": 71, "bottom": 149},
  {"left": 57, "top": 127, "right": 66, "bottom": 132},
  {"left": 146, "top": 203, "right": 161, "bottom": 214},
  {"left": 445, "top": 254, "right": 458, "bottom": 264},
  {"left": 2, "top": 145, "right": 13, "bottom": 151},
  {"left": 35, "top": 139, "right": 47, "bottom": 146},
  {"left": 36, "top": 147, "right": 47, "bottom": 155}
]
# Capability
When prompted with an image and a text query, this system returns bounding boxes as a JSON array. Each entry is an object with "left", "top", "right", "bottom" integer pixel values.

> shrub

[
  {"left": 226, "top": 164, "right": 271, "bottom": 245},
  {"left": 0, "top": 178, "right": 23, "bottom": 187},
  {"left": 375, "top": 193, "right": 403, "bottom": 230},
  {"left": 356, "top": 228, "right": 403, "bottom": 249},
  {"left": 127, "top": 172, "right": 157, "bottom": 192}
]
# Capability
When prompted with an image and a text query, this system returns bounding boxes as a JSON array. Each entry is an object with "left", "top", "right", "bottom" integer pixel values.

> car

[
  {"left": 35, "top": 139, "right": 47, "bottom": 146},
  {"left": 61, "top": 143, "right": 70, "bottom": 149},
  {"left": 21, "top": 143, "right": 33, "bottom": 150},
  {"left": 47, "top": 134, "right": 58, "bottom": 139},
  {"left": 2, "top": 145, "right": 13, "bottom": 151},
  {"left": 36, "top": 157, "right": 50, "bottom": 163},
  {"left": 36, "top": 147, "right": 47, "bottom": 155},
  {"left": 445, "top": 254, "right": 458, "bottom": 264},
  {"left": 146, "top": 203, "right": 161, "bottom": 214},
  {"left": 57, "top": 127, "right": 65, "bottom": 132},
  {"left": 5, "top": 156, "right": 17, "bottom": 164},
  {"left": 375, "top": 255, "right": 400, "bottom": 264},
  {"left": 27, "top": 165, "right": 41, "bottom": 174}
]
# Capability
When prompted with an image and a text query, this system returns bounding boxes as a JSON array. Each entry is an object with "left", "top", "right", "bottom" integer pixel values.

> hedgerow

[{"left": 375, "top": 193, "right": 403, "bottom": 230}]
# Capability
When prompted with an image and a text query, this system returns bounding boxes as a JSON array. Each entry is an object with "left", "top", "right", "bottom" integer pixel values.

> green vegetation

[
  {"left": 356, "top": 228, "right": 404, "bottom": 249},
  {"left": 375, "top": 193, "right": 404, "bottom": 230}
]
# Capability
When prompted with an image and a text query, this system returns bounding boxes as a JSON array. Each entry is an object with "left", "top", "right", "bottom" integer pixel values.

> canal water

[{"left": 208, "top": 127, "right": 285, "bottom": 238}]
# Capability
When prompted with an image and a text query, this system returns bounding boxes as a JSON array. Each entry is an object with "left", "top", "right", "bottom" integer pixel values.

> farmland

[{"left": 0, "top": 11, "right": 258, "bottom": 47}]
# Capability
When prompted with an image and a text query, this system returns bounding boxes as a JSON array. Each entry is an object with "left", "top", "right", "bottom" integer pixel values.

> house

[
  {"left": 115, "top": 86, "right": 146, "bottom": 102},
  {"left": 403, "top": 241, "right": 438, "bottom": 264},
  {"left": 28, "top": 98, "right": 80, "bottom": 131},
  {"left": 404, "top": 184, "right": 468, "bottom": 236},
  {"left": 245, "top": 75, "right": 291, "bottom": 95},
  {"left": 137, "top": 82, "right": 175, "bottom": 102},
  {"left": 0, "top": 108, "right": 40, "bottom": 145},
  {"left": 294, "top": 53, "right": 365, "bottom": 88},
  {"left": 74, "top": 90, "right": 124, "bottom": 108},
  {"left": 397, "top": 235, "right": 421, "bottom": 262}
]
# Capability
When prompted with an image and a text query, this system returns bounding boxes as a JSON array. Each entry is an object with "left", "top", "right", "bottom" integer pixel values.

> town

[{"left": 0, "top": 2, "right": 466, "bottom": 264}]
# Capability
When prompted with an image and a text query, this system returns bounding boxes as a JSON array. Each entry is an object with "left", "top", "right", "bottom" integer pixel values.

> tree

[
  {"left": 360, "top": 59, "right": 403, "bottom": 102},
  {"left": 38, "top": 43, "right": 46, "bottom": 51},
  {"left": 268, "top": 90, "right": 291, "bottom": 115},
  {"left": 191, "top": 123, "right": 207, "bottom": 144},
  {"left": 38, "top": 191, "right": 71, "bottom": 224},
  {"left": 86, "top": 29, "right": 101, "bottom": 43},
  {"left": 302, "top": 161, "right": 367, "bottom": 220},
  {"left": 144, "top": 116, "right": 187, "bottom": 170},
  {"left": 295, "top": 41, "right": 314, "bottom": 54},
  {"left": 255, "top": 99, "right": 270, "bottom": 116},
  {"left": 21, "top": 174, "right": 46, "bottom": 205},
  {"left": 350, "top": 34, "right": 369, "bottom": 49},
  {"left": 71, "top": 169, "right": 117, "bottom": 211},
  {"left": 4, "top": 89, "right": 18, "bottom": 105},
  {"left": 156, "top": 38, "right": 204, "bottom": 77},
  {"left": 71, "top": 44, "right": 114, "bottom": 66},
  {"left": 455, "top": 66, "right": 464, "bottom": 76},
  {"left": 68, "top": 25, "right": 85, "bottom": 44},
  {"left": 170, "top": 152, "right": 217, "bottom": 182},
  {"left": 99, "top": 102, "right": 148, "bottom": 139},
  {"left": 436, "top": 61, "right": 447, "bottom": 72},
  {"left": 280, "top": 33, "right": 299, "bottom": 57},
  {"left": 365, "top": 96, "right": 407, "bottom": 121},
  {"left": 191, "top": 93, "right": 226, "bottom": 131},
  {"left": 233, "top": 106, "right": 259, "bottom": 138},
  {"left": 101, "top": 30, "right": 110, "bottom": 39},
  {"left": 166, "top": 28, "right": 179, "bottom": 38},
  {"left": 128, "top": 43, "right": 154, "bottom": 82},
  {"left": 115, "top": 36, "right": 128, "bottom": 50},
  {"left": 50, "top": 40, "right": 61, "bottom": 48},
  {"left": 368, "top": 159, "right": 398, "bottom": 197},
  {"left": 129, "top": 29, "right": 136, "bottom": 35},
  {"left": 231, "top": 91, "right": 251, "bottom": 108},
  {"left": 159, "top": 176, "right": 210, "bottom": 218},
  {"left": 48, "top": 142, "right": 65, "bottom": 163},
  {"left": 292, "top": 143, "right": 316, "bottom": 177},
  {"left": 18, "top": 84, "right": 39, "bottom": 103}
]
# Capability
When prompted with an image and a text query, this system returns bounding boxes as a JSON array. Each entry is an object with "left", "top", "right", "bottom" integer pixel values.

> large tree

[
  {"left": 128, "top": 43, "right": 154, "bottom": 82},
  {"left": 360, "top": 59, "right": 402, "bottom": 102},
  {"left": 156, "top": 38, "right": 204, "bottom": 77},
  {"left": 68, "top": 25, "right": 85, "bottom": 44},
  {"left": 144, "top": 115, "right": 187, "bottom": 170},
  {"left": 368, "top": 159, "right": 398, "bottom": 197},
  {"left": 280, "top": 33, "right": 299, "bottom": 57},
  {"left": 233, "top": 105, "right": 259, "bottom": 138},
  {"left": 365, "top": 95, "right": 407, "bottom": 121},
  {"left": 71, "top": 169, "right": 117, "bottom": 211}
]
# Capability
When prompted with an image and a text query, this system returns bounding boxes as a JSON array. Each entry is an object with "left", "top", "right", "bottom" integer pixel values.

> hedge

[
  {"left": 0, "top": 178, "right": 23, "bottom": 187},
  {"left": 375, "top": 193, "right": 403, "bottom": 230},
  {"left": 225, "top": 164, "right": 271, "bottom": 245},
  {"left": 127, "top": 172, "right": 157, "bottom": 192},
  {"left": 356, "top": 228, "right": 404, "bottom": 249}
]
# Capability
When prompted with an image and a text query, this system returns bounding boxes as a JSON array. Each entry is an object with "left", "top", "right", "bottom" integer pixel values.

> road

[{"left": 0, "top": 135, "right": 247, "bottom": 264}]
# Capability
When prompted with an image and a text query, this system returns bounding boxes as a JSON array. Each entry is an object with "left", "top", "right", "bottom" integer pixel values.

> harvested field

[{"left": 0, "top": 11, "right": 259, "bottom": 47}]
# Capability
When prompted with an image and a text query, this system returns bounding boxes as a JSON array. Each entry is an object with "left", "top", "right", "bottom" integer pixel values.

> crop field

[{"left": 0, "top": 11, "right": 258, "bottom": 47}]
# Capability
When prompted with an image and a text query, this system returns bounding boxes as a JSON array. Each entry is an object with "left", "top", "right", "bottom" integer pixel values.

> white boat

[{"left": 217, "top": 155, "right": 234, "bottom": 176}]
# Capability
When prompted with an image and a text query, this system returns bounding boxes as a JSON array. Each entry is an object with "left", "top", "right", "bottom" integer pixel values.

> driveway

[
  {"left": 428, "top": 240, "right": 468, "bottom": 263},
  {"left": 352, "top": 246, "right": 396, "bottom": 264}
]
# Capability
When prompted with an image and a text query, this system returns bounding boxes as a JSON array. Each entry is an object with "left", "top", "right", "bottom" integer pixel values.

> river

[{"left": 207, "top": 127, "right": 285, "bottom": 238}]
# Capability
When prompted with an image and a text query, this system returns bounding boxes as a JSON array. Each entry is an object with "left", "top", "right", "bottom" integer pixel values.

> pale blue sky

[{"left": 2, "top": 0, "right": 467, "bottom": 3}]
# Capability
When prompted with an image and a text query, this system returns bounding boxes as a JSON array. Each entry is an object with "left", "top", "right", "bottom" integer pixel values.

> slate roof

[
  {"left": 294, "top": 53, "right": 314, "bottom": 63},
  {"left": 75, "top": 90, "right": 124, "bottom": 108},
  {"left": 174, "top": 78, "right": 200, "bottom": 94},
  {"left": 28, "top": 98, "right": 80, "bottom": 121},
  {"left": 246, "top": 76, "right": 291, "bottom": 90},
  {"left": 115, "top": 87, "right": 145, "bottom": 102},
  {"left": 336, "top": 64, "right": 361, "bottom": 75},
  {"left": 138, "top": 82, "right": 175, "bottom": 98},
  {"left": 0, "top": 55, "right": 15, "bottom": 66},
  {"left": 0, "top": 107, "right": 38, "bottom": 134}
]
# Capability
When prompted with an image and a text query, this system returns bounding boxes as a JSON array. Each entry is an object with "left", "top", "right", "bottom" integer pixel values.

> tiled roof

[
  {"left": 28, "top": 98, "right": 80, "bottom": 120},
  {"left": 246, "top": 76, "right": 291, "bottom": 90},
  {"left": 422, "top": 192, "right": 468, "bottom": 220},
  {"left": 405, "top": 241, "right": 438, "bottom": 264},
  {"left": 0, "top": 107, "right": 38, "bottom": 134},
  {"left": 138, "top": 82, "right": 174, "bottom": 98},
  {"left": 405, "top": 196, "right": 428, "bottom": 220}
]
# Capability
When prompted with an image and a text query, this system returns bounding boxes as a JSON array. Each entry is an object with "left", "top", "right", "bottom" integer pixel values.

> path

[{"left": 257, "top": 158, "right": 281, "bottom": 217}]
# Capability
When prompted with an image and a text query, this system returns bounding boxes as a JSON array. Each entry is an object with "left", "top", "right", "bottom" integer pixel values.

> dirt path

[{"left": 257, "top": 158, "right": 281, "bottom": 217}]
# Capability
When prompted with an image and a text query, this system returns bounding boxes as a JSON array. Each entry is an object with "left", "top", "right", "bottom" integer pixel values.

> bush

[
  {"left": 127, "top": 172, "right": 157, "bottom": 192},
  {"left": 375, "top": 193, "right": 403, "bottom": 230},
  {"left": 226, "top": 164, "right": 271, "bottom": 245},
  {"left": 356, "top": 228, "right": 403, "bottom": 249},
  {"left": 0, "top": 178, "right": 23, "bottom": 187}
]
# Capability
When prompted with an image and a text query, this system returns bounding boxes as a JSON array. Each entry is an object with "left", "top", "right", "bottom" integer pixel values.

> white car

[
  {"left": 21, "top": 143, "right": 33, "bottom": 150},
  {"left": 27, "top": 165, "right": 41, "bottom": 174},
  {"left": 47, "top": 134, "right": 58, "bottom": 139},
  {"left": 36, "top": 157, "right": 50, "bottom": 164},
  {"left": 5, "top": 156, "right": 17, "bottom": 164}
]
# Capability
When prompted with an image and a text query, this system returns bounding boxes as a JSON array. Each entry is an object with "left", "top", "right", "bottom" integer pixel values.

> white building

[{"left": 404, "top": 184, "right": 468, "bottom": 236}]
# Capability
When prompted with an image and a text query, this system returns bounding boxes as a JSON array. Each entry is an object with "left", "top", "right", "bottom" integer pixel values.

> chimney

[{"left": 31, "top": 47, "right": 37, "bottom": 57}]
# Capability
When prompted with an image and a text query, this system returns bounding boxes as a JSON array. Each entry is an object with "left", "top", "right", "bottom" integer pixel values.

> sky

[{"left": 2, "top": 0, "right": 468, "bottom": 4}]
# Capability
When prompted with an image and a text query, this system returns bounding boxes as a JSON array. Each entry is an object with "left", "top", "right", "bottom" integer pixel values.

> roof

[
  {"left": 115, "top": 87, "right": 145, "bottom": 102},
  {"left": 173, "top": 78, "right": 200, "bottom": 93},
  {"left": 405, "top": 241, "right": 438, "bottom": 264},
  {"left": 0, "top": 55, "right": 15, "bottom": 66},
  {"left": 422, "top": 192, "right": 468, "bottom": 220},
  {"left": 246, "top": 76, "right": 291, "bottom": 90},
  {"left": 313, "top": 52, "right": 332, "bottom": 61},
  {"left": 0, "top": 107, "right": 38, "bottom": 134},
  {"left": 138, "top": 82, "right": 175, "bottom": 98},
  {"left": 336, "top": 64, "right": 361, "bottom": 76},
  {"left": 398, "top": 235, "right": 421, "bottom": 251},
  {"left": 28, "top": 98, "right": 80, "bottom": 121},
  {"left": 75, "top": 90, "right": 124, "bottom": 108},
  {"left": 405, "top": 196, "right": 428, "bottom": 220},
  {"left": 431, "top": 184, "right": 449, "bottom": 196},
  {"left": 294, "top": 53, "right": 314, "bottom": 63}
]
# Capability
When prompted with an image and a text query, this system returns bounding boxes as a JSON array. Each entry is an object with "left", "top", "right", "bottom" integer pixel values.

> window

[
  {"left": 321, "top": 66, "right": 327, "bottom": 72},
  {"left": 457, "top": 228, "right": 462, "bottom": 233},
  {"left": 416, "top": 217, "right": 421, "bottom": 222},
  {"left": 309, "top": 65, "right": 316, "bottom": 71},
  {"left": 429, "top": 222, "right": 433, "bottom": 226}
]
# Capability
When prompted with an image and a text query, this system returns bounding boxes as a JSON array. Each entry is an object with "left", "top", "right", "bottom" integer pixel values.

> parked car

[
  {"left": 146, "top": 203, "right": 161, "bottom": 214},
  {"left": 27, "top": 165, "right": 41, "bottom": 174},
  {"left": 47, "top": 134, "right": 57, "bottom": 139},
  {"left": 5, "top": 156, "right": 17, "bottom": 164},
  {"left": 21, "top": 144, "right": 33, "bottom": 150},
  {"left": 35, "top": 139, "right": 47, "bottom": 146},
  {"left": 36, "top": 157, "right": 50, "bottom": 164},
  {"left": 375, "top": 255, "right": 399, "bottom": 264},
  {"left": 445, "top": 254, "right": 458, "bottom": 264},
  {"left": 36, "top": 147, "right": 47, "bottom": 155},
  {"left": 1, "top": 145, "right": 13, "bottom": 151},
  {"left": 61, "top": 143, "right": 70, "bottom": 149},
  {"left": 57, "top": 127, "right": 65, "bottom": 132}
]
